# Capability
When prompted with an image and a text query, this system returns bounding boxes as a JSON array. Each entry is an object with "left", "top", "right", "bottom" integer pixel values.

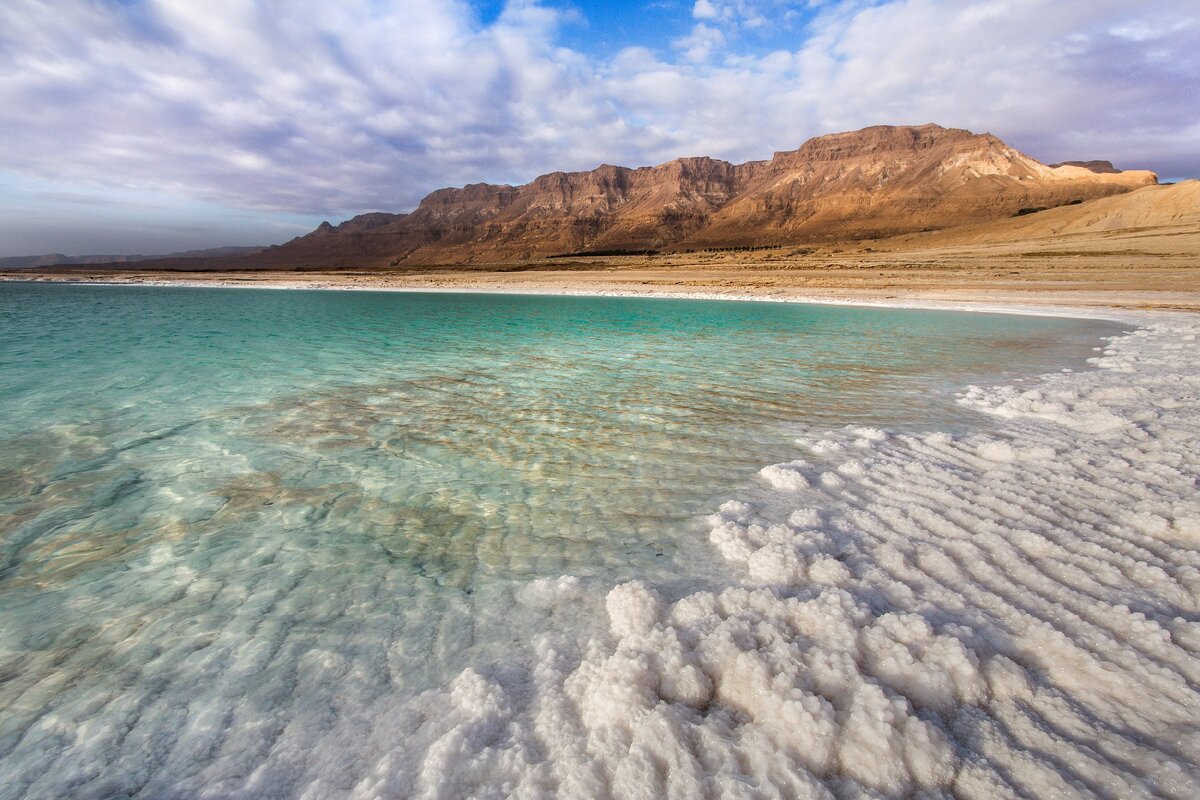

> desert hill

[
  {"left": 8, "top": 179, "right": 1196, "bottom": 310},
  {"left": 243, "top": 123, "right": 1153, "bottom": 268},
  {"left": 882, "top": 179, "right": 1198, "bottom": 248},
  {"left": 20, "top": 124, "right": 1161, "bottom": 272},
  {"left": 0, "top": 246, "right": 264, "bottom": 269}
]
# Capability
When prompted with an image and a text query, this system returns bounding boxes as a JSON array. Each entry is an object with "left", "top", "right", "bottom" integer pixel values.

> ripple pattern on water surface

[{"left": 0, "top": 285, "right": 1145, "bottom": 798}]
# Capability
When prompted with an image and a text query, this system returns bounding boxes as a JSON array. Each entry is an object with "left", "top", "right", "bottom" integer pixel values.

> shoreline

[
  {"left": 2, "top": 276, "right": 1198, "bottom": 796},
  {"left": 1, "top": 272, "right": 1180, "bottom": 324},
  {"left": 7, "top": 180, "right": 1197, "bottom": 318}
]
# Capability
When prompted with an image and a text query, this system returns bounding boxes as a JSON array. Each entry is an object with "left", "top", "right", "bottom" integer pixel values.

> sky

[{"left": 1, "top": 0, "right": 1196, "bottom": 256}]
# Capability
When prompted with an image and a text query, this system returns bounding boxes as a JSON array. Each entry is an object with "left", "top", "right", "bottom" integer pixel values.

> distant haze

[{"left": 1, "top": 0, "right": 1196, "bottom": 256}]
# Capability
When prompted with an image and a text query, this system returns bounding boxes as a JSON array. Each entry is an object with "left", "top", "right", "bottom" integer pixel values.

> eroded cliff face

[
  {"left": 257, "top": 124, "right": 1157, "bottom": 267},
  {"left": 688, "top": 125, "right": 1153, "bottom": 246}
]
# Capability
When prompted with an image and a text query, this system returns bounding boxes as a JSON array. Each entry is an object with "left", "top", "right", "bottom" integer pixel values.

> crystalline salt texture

[{"left": 2, "top": 311, "right": 1199, "bottom": 798}]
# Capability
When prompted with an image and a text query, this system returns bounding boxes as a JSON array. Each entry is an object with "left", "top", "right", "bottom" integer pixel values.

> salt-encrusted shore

[
  {"left": 0, "top": 271, "right": 1178, "bottom": 322},
  {"left": 1, "top": 280, "right": 1196, "bottom": 797},
  {"left": 357, "top": 307, "right": 1198, "bottom": 799}
]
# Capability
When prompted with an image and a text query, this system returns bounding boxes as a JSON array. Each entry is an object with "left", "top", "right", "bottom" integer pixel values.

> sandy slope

[{"left": 894, "top": 180, "right": 1200, "bottom": 243}]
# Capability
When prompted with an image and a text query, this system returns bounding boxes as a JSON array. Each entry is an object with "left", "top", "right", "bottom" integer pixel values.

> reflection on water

[{"left": 0, "top": 285, "right": 1123, "bottom": 792}]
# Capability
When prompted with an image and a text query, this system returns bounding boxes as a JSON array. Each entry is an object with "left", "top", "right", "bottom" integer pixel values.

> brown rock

[
  {"left": 198, "top": 124, "right": 1165, "bottom": 269},
  {"left": 1049, "top": 160, "right": 1121, "bottom": 174}
]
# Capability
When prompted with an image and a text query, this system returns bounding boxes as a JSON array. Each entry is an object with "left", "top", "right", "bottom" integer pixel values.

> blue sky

[
  {"left": 1, "top": 0, "right": 1197, "bottom": 256},
  {"left": 551, "top": 1, "right": 821, "bottom": 58}
]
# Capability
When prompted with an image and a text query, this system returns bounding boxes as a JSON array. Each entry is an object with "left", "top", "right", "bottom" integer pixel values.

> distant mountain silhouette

[{"left": 0, "top": 246, "right": 264, "bottom": 269}]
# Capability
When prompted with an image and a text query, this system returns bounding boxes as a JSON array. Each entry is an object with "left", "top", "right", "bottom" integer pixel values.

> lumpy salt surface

[{"left": 1, "top": 284, "right": 1196, "bottom": 798}]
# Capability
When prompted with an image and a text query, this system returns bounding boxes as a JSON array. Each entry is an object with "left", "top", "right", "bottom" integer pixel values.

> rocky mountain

[
  {"left": 680, "top": 126, "right": 1154, "bottom": 247},
  {"left": 1049, "top": 160, "right": 1121, "bottom": 173},
  {"left": 113, "top": 124, "right": 1162, "bottom": 270}
]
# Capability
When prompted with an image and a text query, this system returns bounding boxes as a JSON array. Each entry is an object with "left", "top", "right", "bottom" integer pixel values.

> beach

[
  {"left": 5, "top": 214, "right": 1199, "bottom": 312},
  {"left": 4, "top": 174, "right": 1200, "bottom": 800},
  {"left": 4, "top": 0, "right": 1197, "bottom": 794},
  {"left": 0, "top": 278, "right": 1197, "bottom": 798}
]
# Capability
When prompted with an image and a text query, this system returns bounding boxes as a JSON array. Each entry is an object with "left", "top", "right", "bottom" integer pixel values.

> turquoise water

[{"left": 0, "top": 283, "right": 1122, "bottom": 797}]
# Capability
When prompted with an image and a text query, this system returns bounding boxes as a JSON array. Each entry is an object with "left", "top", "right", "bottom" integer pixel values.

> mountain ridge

[
  {"left": 0, "top": 246, "right": 265, "bottom": 269},
  {"left": 32, "top": 124, "right": 1154, "bottom": 270},
  {"left": 266, "top": 123, "right": 1153, "bottom": 268}
]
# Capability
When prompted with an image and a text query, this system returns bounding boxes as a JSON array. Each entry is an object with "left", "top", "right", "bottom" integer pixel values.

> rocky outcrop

[
  {"left": 229, "top": 124, "right": 1160, "bottom": 268},
  {"left": 1050, "top": 160, "right": 1121, "bottom": 174}
]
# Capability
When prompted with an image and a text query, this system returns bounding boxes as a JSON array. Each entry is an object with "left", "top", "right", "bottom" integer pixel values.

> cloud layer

[{"left": 1, "top": 0, "right": 1197, "bottom": 228}]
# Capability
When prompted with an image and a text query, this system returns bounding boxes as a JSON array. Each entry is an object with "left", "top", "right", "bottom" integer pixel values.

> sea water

[{"left": 0, "top": 284, "right": 1136, "bottom": 797}]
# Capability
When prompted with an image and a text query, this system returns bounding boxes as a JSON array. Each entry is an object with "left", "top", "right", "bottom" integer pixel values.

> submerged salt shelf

[{"left": 0, "top": 284, "right": 1195, "bottom": 798}]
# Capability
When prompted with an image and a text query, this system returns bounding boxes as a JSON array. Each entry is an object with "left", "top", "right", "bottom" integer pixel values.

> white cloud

[
  {"left": 0, "top": 0, "right": 1196, "bottom": 236},
  {"left": 690, "top": 0, "right": 800, "bottom": 29},
  {"left": 0, "top": 0, "right": 652, "bottom": 216},
  {"left": 674, "top": 23, "right": 727, "bottom": 62},
  {"left": 618, "top": 0, "right": 1200, "bottom": 176}
]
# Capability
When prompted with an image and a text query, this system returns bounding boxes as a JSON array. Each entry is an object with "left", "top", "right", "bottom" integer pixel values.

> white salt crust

[
  {"left": 2, "top": 315, "right": 1198, "bottom": 799},
  {"left": 387, "top": 316, "right": 1200, "bottom": 799}
]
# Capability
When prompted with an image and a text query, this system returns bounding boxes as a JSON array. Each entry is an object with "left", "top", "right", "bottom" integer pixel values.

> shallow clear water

[{"left": 0, "top": 284, "right": 1123, "bottom": 795}]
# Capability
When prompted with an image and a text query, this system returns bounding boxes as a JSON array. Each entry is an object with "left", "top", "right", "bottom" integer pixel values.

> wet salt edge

[
  {"left": 13, "top": 275, "right": 1144, "bottom": 323},
  {"left": 2, "top": 294, "right": 1197, "bottom": 799},
  {"left": 395, "top": 310, "right": 1200, "bottom": 799}
]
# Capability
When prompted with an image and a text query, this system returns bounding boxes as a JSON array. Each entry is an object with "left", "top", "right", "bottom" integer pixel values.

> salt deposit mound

[{"left": 384, "top": 314, "right": 1200, "bottom": 799}]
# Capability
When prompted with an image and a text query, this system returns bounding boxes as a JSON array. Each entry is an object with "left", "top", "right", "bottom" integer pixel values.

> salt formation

[
  {"left": 396, "top": 316, "right": 1200, "bottom": 799},
  {"left": 1, "top": 315, "right": 1197, "bottom": 799}
]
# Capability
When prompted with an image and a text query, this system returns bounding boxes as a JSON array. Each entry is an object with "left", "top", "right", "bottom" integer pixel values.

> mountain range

[
  {"left": 0, "top": 247, "right": 264, "bottom": 269},
  {"left": 14, "top": 124, "right": 1160, "bottom": 270},
  {"left": 257, "top": 123, "right": 1156, "bottom": 268}
]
